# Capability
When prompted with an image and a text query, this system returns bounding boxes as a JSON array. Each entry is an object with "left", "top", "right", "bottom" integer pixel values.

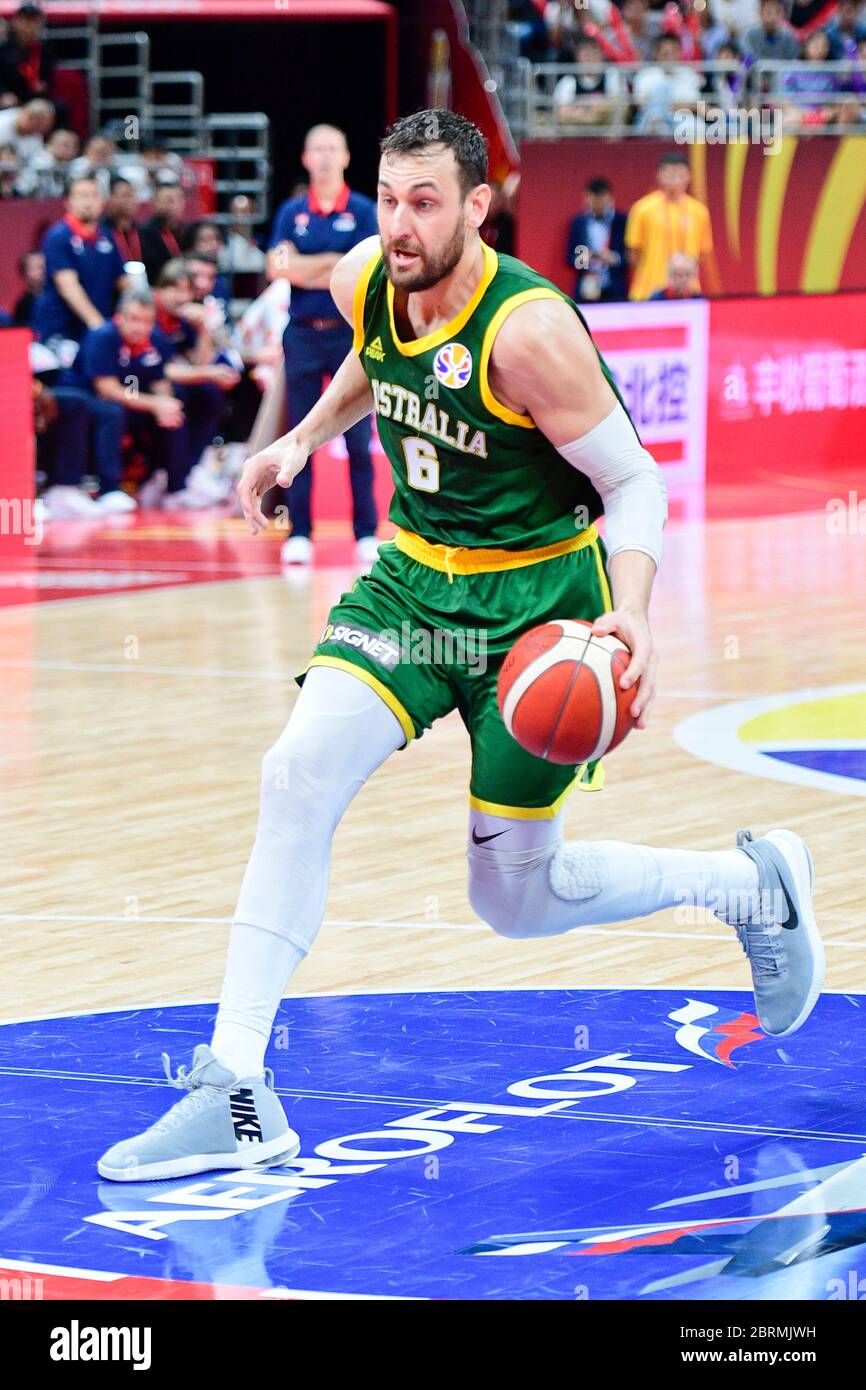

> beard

[{"left": 384, "top": 215, "right": 467, "bottom": 292}]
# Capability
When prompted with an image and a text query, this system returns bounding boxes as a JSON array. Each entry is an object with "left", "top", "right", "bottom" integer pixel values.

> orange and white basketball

[{"left": 497, "top": 619, "right": 637, "bottom": 765}]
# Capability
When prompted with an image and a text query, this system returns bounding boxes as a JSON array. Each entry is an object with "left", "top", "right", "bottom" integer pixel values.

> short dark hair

[
  {"left": 379, "top": 108, "right": 488, "bottom": 198},
  {"left": 657, "top": 151, "right": 689, "bottom": 170},
  {"left": 157, "top": 257, "right": 193, "bottom": 289},
  {"left": 109, "top": 174, "right": 133, "bottom": 192},
  {"left": 586, "top": 176, "right": 612, "bottom": 195}
]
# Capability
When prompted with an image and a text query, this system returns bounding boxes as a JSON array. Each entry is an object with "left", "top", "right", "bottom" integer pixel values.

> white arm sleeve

[{"left": 556, "top": 400, "right": 668, "bottom": 568}]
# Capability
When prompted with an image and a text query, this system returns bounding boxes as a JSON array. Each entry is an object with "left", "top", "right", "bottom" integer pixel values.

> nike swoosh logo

[
  {"left": 471, "top": 827, "right": 509, "bottom": 845},
  {"left": 781, "top": 883, "right": 799, "bottom": 931}
]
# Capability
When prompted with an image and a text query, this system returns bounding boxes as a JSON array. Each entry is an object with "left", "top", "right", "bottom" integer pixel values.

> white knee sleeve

[
  {"left": 467, "top": 809, "right": 605, "bottom": 940},
  {"left": 232, "top": 664, "right": 404, "bottom": 952}
]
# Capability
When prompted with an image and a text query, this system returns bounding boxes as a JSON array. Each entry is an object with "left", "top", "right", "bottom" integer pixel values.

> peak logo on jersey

[
  {"left": 365, "top": 336, "right": 385, "bottom": 362},
  {"left": 668, "top": 998, "right": 765, "bottom": 1068},
  {"left": 433, "top": 342, "right": 472, "bottom": 389}
]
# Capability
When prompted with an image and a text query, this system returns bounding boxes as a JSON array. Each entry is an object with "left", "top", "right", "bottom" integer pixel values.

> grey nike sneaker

[
  {"left": 97, "top": 1045, "right": 301, "bottom": 1182},
  {"left": 717, "top": 828, "right": 825, "bottom": 1038}
]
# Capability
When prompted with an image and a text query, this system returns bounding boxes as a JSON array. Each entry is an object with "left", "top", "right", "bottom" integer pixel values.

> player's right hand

[{"left": 238, "top": 436, "right": 311, "bottom": 535}]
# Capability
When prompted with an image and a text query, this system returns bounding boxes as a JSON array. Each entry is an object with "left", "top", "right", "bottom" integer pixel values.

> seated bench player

[{"left": 68, "top": 286, "right": 186, "bottom": 509}]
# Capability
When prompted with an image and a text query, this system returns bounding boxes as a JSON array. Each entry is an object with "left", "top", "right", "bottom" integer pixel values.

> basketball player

[{"left": 98, "top": 111, "right": 824, "bottom": 1181}]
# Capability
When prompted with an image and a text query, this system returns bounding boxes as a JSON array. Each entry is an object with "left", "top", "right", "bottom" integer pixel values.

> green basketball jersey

[{"left": 353, "top": 240, "right": 624, "bottom": 550}]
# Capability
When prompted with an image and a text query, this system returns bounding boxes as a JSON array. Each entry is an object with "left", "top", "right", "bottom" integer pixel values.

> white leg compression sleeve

[
  {"left": 467, "top": 809, "right": 760, "bottom": 939},
  {"left": 211, "top": 665, "right": 404, "bottom": 1077}
]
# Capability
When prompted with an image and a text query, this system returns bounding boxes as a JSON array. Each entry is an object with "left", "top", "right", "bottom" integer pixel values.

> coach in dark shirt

[
  {"left": 566, "top": 177, "right": 628, "bottom": 303},
  {"left": 268, "top": 123, "right": 379, "bottom": 565},
  {"left": 140, "top": 181, "right": 186, "bottom": 285},
  {"left": 33, "top": 175, "right": 125, "bottom": 345}
]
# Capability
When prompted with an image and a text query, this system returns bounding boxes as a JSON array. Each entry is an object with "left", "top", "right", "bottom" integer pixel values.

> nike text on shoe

[
  {"left": 717, "top": 828, "right": 825, "bottom": 1038},
  {"left": 97, "top": 1044, "right": 301, "bottom": 1181}
]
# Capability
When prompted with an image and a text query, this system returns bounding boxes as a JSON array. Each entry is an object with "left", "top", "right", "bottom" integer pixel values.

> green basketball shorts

[{"left": 297, "top": 526, "right": 614, "bottom": 818}]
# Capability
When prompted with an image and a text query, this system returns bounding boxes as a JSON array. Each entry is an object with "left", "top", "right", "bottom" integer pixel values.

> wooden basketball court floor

[
  {"left": 2, "top": 502, "right": 863, "bottom": 1017},
  {"left": 1, "top": 484, "right": 865, "bottom": 1300}
]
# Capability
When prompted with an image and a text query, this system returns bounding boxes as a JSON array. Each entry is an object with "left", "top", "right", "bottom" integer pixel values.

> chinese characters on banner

[
  {"left": 582, "top": 299, "right": 709, "bottom": 489},
  {"left": 706, "top": 295, "right": 866, "bottom": 484}
]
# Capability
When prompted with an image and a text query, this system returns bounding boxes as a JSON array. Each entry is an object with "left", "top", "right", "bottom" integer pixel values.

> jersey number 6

[{"left": 402, "top": 436, "right": 440, "bottom": 494}]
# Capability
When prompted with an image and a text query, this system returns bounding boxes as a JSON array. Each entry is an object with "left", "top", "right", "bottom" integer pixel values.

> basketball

[{"left": 497, "top": 619, "right": 636, "bottom": 765}]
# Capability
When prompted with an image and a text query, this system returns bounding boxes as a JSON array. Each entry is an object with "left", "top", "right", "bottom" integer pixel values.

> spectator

[
  {"left": 183, "top": 221, "right": 232, "bottom": 308},
  {"left": 649, "top": 251, "right": 702, "bottom": 298},
  {"left": 140, "top": 141, "right": 184, "bottom": 186},
  {"left": 69, "top": 133, "right": 121, "bottom": 197},
  {"left": 0, "top": 140, "right": 19, "bottom": 196},
  {"left": 222, "top": 195, "right": 267, "bottom": 275},
  {"left": 707, "top": 39, "right": 745, "bottom": 110},
  {"left": 510, "top": 0, "right": 552, "bottom": 61},
  {"left": 140, "top": 181, "right": 186, "bottom": 284},
  {"left": 781, "top": 28, "right": 858, "bottom": 124},
  {"left": 566, "top": 175, "right": 627, "bottom": 301},
  {"left": 825, "top": 0, "right": 866, "bottom": 57},
  {"left": 13, "top": 248, "right": 44, "bottom": 326},
  {"left": 619, "top": 0, "right": 663, "bottom": 60},
  {"left": 103, "top": 174, "right": 144, "bottom": 266},
  {"left": 545, "top": 1, "right": 584, "bottom": 58},
  {"left": 625, "top": 151, "right": 714, "bottom": 300},
  {"left": 267, "top": 122, "right": 379, "bottom": 566},
  {"left": 33, "top": 175, "right": 126, "bottom": 349},
  {"left": 633, "top": 33, "right": 703, "bottom": 132},
  {"left": 553, "top": 36, "right": 618, "bottom": 124},
  {"left": 480, "top": 180, "right": 515, "bottom": 255},
  {"left": 707, "top": 0, "right": 759, "bottom": 44},
  {"left": 154, "top": 257, "right": 240, "bottom": 491},
  {"left": 185, "top": 250, "right": 232, "bottom": 326},
  {"left": 695, "top": 1, "right": 733, "bottom": 57},
  {"left": 68, "top": 286, "right": 187, "bottom": 508},
  {"left": 740, "top": 0, "right": 801, "bottom": 60},
  {"left": 0, "top": 95, "right": 53, "bottom": 159},
  {"left": 14, "top": 124, "right": 78, "bottom": 196},
  {"left": 0, "top": 4, "right": 56, "bottom": 105}
]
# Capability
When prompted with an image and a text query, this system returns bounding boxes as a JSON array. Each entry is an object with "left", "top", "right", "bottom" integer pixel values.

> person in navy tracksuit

[
  {"left": 268, "top": 124, "right": 379, "bottom": 564},
  {"left": 33, "top": 175, "right": 126, "bottom": 347}
]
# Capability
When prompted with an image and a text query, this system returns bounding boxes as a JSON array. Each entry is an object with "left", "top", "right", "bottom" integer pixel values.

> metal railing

[
  {"left": 144, "top": 71, "right": 205, "bottom": 153},
  {"left": 200, "top": 113, "right": 271, "bottom": 226},
  {"left": 507, "top": 58, "right": 866, "bottom": 138}
]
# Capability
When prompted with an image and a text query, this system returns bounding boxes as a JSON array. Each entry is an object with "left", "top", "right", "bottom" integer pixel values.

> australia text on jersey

[{"left": 370, "top": 378, "right": 489, "bottom": 458}]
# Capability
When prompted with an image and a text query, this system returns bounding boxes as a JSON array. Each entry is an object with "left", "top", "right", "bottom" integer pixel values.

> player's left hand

[{"left": 591, "top": 607, "right": 658, "bottom": 730}]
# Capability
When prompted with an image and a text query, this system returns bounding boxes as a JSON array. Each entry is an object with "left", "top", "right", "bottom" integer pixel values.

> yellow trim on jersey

[
  {"left": 352, "top": 248, "right": 384, "bottom": 355},
  {"left": 305, "top": 655, "right": 415, "bottom": 745},
  {"left": 469, "top": 761, "right": 604, "bottom": 821},
  {"left": 395, "top": 524, "right": 598, "bottom": 577},
  {"left": 590, "top": 536, "right": 613, "bottom": 611},
  {"left": 479, "top": 287, "right": 566, "bottom": 429},
  {"left": 386, "top": 241, "right": 499, "bottom": 357}
]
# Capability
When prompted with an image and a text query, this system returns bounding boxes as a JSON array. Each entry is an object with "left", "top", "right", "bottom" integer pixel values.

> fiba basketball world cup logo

[{"left": 433, "top": 342, "right": 472, "bottom": 389}]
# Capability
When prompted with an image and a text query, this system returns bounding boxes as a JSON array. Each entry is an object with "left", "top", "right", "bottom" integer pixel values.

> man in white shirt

[
  {"left": 0, "top": 95, "right": 53, "bottom": 160},
  {"left": 633, "top": 33, "right": 703, "bottom": 133}
]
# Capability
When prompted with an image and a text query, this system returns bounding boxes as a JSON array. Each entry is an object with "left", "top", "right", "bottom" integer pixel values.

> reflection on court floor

[{"left": 1, "top": 989, "right": 864, "bottom": 1301}]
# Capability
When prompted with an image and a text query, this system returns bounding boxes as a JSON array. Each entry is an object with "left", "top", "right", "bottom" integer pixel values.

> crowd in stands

[
  {"left": 0, "top": 6, "right": 282, "bottom": 519},
  {"left": 509, "top": 0, "right": 866, "bottom": 129}
]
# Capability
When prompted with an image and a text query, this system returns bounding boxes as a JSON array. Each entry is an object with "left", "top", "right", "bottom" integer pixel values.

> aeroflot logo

[{"left": 85, "top": 1052, "right": 690, "bottom": 1242}]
